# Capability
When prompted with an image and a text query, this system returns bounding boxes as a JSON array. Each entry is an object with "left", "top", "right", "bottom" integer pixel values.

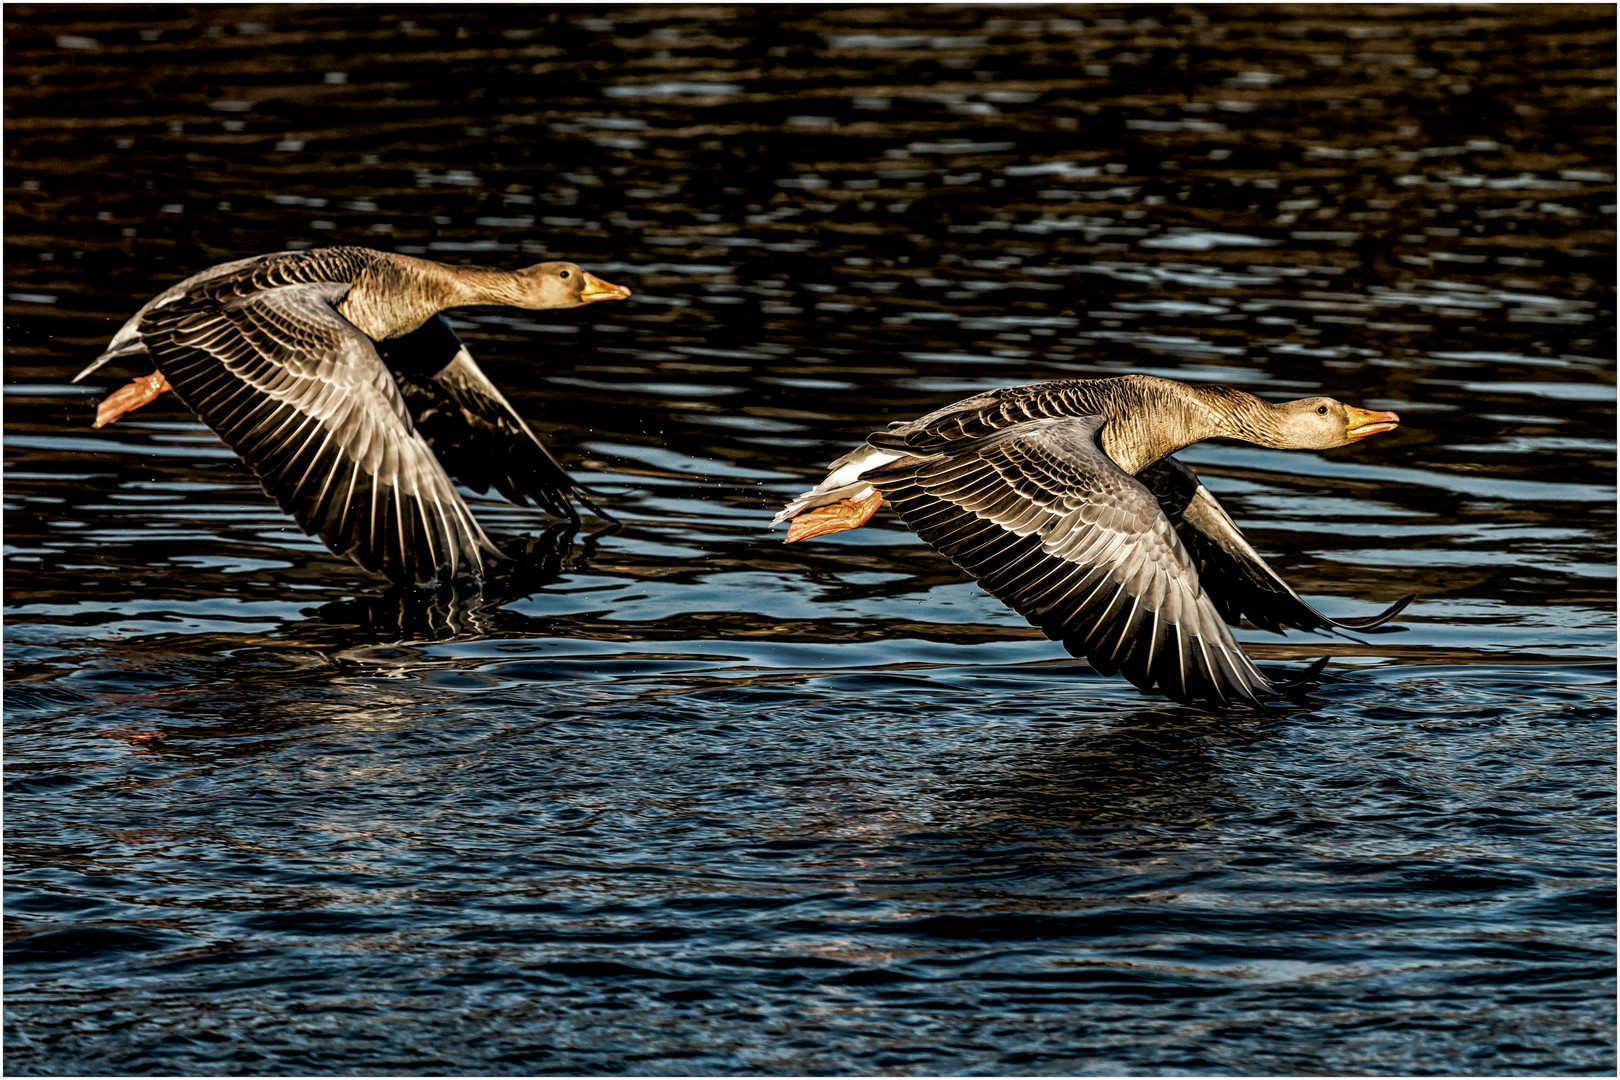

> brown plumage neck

[
  {"left": 336, "top": 254, "right": 539, "bottom": 341},
  {"left": 1095, "top": 376, "right": 1280, "bottom": 474}
]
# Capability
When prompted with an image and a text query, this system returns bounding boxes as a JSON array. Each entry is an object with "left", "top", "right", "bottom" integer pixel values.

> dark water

[{"left": 4, "top": 4, "right": 1615, "bottom": 1074}]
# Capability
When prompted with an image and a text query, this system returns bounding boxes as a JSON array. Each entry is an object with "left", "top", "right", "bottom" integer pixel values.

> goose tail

[
  {"left": 74, "top": 328, "right": 148, "bottom": 384},
  {"left": 772, "top": 444, "right": 906, "bottom": 541},
  {"left": 772, "top": 445, "right": 903, "bottom": 525}
]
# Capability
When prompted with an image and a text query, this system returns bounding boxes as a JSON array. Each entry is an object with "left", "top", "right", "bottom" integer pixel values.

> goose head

[
  {"left": 1264, "top": 396, "right": 1401, "bottom": 449},
  {"left": 514, "top": 262, "right": 632, "bottom": 308}
]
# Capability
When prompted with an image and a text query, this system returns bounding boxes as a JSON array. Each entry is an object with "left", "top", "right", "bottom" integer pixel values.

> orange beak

[
  {"left": 1345, "top": 406, "right": 1400, "bottom": 440},
  {"left": 580, "top": 271, "right": 631, "bottom": 303}
]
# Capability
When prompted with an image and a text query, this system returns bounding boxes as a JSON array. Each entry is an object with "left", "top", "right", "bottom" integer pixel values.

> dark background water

[{"left": 4, "top": 4, "right": 1615, "bottom": 1075}]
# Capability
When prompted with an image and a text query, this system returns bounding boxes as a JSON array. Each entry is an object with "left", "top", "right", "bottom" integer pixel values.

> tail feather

[
  {"left": 771, "top": 444, "right": 906, "bottom": 528},
  {"left": 783, "top": 489, "right": 885, "bottom": 542},
  {"left": 74, "top": 339, "right": 146, "bottom": 384}
]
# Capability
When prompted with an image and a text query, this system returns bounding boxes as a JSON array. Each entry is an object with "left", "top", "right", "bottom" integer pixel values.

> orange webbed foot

[
  {"left": 783, "top": 489, "right": 885, "bottom": 543},
  {"left": 94, "top": 371, "right": 171, "bottom": 428}
]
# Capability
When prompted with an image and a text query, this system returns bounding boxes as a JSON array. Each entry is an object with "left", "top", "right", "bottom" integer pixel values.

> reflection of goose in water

[
  {"left": 775, "top": 374, "right": 1412, "bottom": 708},
  {"left": 76, "top": 247, "right": 630, "bottom": 584},
  {"left": 309, "top": 522, "right": 610, "bottom": 644},
  {"left": 91, "top": 523, "right": 604, "bottom": 758},
  {"left": 944, "top": 702, "right": 1262, "bottom": 834}
]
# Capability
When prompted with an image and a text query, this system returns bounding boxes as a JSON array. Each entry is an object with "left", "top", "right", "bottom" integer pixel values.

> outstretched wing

[
  {"left": 77, "top": 248, "right": 380, "bottom": 382},
  {"left": 377, "top": 315, "right": 592, "bottom": 521},
  {"left": 867, "top": 416, "right": 1279, "bottom": 707},
  {"left": 1138, "top": 456, "right": 1413, "bottom": 635},
  {"left": 139, "top": 282, "right": 504, "bottom": 584}
]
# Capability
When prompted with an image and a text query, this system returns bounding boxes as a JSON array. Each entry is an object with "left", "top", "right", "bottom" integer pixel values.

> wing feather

[
  {"left": 377, "top": 315, "right": 604, "bottom": 522},
  {"left": 867, "top": 415, "right": 1283, "bottom": 707},
  {"left": 1139, "top": 456, "right": 1413, "bottom": 634},
  {"left": 139, "top": 280, "right": 503, "bottom": 583}
]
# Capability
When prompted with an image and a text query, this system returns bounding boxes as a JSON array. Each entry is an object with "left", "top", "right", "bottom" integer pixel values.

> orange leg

[
  {"left": 784, "top": 488, "right": 885, "bottom": 543},
  {"left": 94, "top": 370, "right": 171, "bottom": 428}
]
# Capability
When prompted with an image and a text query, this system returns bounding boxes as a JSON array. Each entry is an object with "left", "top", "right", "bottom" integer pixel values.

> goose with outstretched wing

[
  {"left": 773, "top": 374, "right": 1411, "bottom": 708},
  {"left": 76, "top": 246, "right": 630, "bottom": 584}
]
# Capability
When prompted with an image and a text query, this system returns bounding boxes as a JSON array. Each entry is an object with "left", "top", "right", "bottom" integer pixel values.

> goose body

[
  {"left": 774, "top": 374, "right": 1410, "bottom": 708},
  {"left": 76, "top": 246, "right": 630, "bottom": 584}
]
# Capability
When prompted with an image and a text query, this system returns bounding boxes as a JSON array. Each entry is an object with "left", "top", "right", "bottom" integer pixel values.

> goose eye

[
  {"left": 1316, "top": 405, "right": 1328, "bottom": 415},
  {"left": 559, "top": 270, "right": 571, "bottom": 279}
]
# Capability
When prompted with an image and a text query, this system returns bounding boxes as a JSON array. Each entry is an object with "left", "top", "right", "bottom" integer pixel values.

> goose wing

[
  {"left": 138, "top": 281, "right": 503, "bottom": 583},
  {"left": 76, "top": 248, "right": 379, "bottom": 382},
  {"left": 377, "top": 315, "right": 596, "bottom": 521},
  {"left": 1138, "top": 456, "right": 1413, "bottom": 635},
  {"left": 866, "top": 415, "right": 1279, "bottom": 707}
]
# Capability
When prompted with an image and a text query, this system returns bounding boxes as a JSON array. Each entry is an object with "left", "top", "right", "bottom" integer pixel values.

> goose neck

[
  {"left": 1100, "top": 378, "right": 1266, "bottom": 474},
  {"left": 340, "top": 256, "right": 527, "bottom": 340}
]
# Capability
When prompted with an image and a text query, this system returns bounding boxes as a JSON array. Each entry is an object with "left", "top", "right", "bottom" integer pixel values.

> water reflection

[
  {"left": 946, "top": 706, "right": 1253, "bottom": 832},
  {"left": 306, "top": 523, "right": 616, "bottom": 643}
]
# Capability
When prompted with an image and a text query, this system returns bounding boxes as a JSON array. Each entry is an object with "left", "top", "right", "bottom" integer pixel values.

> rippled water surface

[{"left": 4, "top": 5, "right": 1616, "bottom": 1075}]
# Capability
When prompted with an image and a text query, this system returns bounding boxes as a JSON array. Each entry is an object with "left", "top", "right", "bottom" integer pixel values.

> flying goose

[
  {"left": 75, "top": 246, "right": 630, "bottom": 584},
  {"left": 773, "top": 374, "right": 1412, "bottom": 708}
]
